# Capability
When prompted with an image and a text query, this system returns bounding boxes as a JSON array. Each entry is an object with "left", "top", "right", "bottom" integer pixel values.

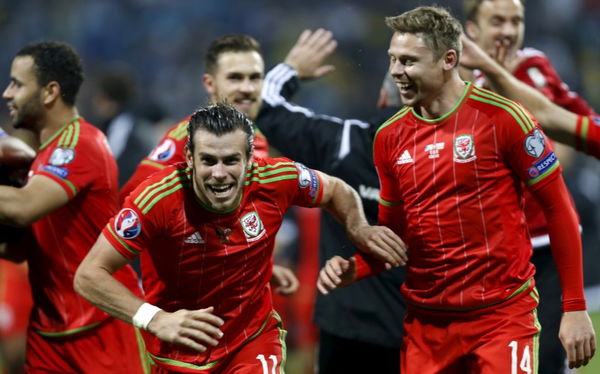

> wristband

[{"left": 132, "top": 302, "right": 162, "bottom": 330}]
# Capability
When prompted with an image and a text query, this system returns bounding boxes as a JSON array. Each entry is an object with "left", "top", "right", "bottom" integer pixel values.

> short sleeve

[
  {"left": 102, "top": 196, "right": 156, "bottom": 260},
  {"left": 498, "top": 105, "right": 561, "bottom": 190},
  {"left": 288, "top": 161, "right": 324, "bottom": 207},
  {"left": 35, "top": 133, "right": 109, "bottom": 199}
]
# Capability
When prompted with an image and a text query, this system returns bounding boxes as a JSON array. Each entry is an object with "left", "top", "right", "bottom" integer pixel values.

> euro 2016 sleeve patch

[
  {"left": 148, "top": 139, "right": 176, "bottom": 162},
  {"left": 294, "top": 162, "right": 319, "bottom": 199},
  {"left": 49, "top": 147, "right": 75, "bottom": 166},
  {"left": 114, "top": 208, "right": 142, "bottom": 239},
  {"left": 524, "top": 129, "right": 546, "bottom": 158}
]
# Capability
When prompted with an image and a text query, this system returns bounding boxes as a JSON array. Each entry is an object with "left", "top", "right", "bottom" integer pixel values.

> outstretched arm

[
  {"left": 460, "top": 36, "right": 579, "bottom": 147},
  {"left": 75, "top": 234, "right": 224, "bottom": 352},
  {"left": 316, "top": 171, "right": 407, "bottom": 267}
]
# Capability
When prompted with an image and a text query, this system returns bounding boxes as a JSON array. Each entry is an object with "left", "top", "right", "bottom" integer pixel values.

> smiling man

[
  {"left": 119, "top": 34, "right": 269, "bottom": 202},
  {"left": 0, "top": 41, "right": 145, "bottom": 373},
  {"left": 75, "top": 103, "right": 407, "bottom": 373},
  {"left": 317, "top": 6, "right": 595, "bottom": 373}
]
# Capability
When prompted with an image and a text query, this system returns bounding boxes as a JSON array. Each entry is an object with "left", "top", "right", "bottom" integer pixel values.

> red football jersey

[
  {"left": 103, "top": 158, "right": 322, "bottom": 369},
  {"left": 119, "top": 116, "right": 270, "bottom": 202},
  {"left": 374, "top": 84, "right": 561, "bottom": 312},
  {"left": 28, "top": 117, "right": 140, "bottom": 335}
]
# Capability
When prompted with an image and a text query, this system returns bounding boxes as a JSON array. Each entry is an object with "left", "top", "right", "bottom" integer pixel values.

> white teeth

[{"left": 209, "top": 185, "right": 232, "bottom": 193}]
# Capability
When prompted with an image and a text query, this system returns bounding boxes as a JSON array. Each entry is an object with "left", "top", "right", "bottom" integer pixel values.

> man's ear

[
  {"left": 185, "top": 146, "right": 194, "bottom": 168},
  {"left": 203, "top": 73, "right": 215, "bottom": 96},
  {"left": 443, "top": 49, "right": 459, "bottom": 71},
  {"left": 41, "top": 81, "right": 61, "bottom": 105}
]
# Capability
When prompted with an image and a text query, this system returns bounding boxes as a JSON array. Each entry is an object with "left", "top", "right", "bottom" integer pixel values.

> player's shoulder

[
  {"left": 374, "top": 106, "right": 412, "bottom": 139},
  {"left": 468, "top": 86, "right": 536, "bottom": 134},
  {"left": 127, "top": 162, "right": 191, "bottom": 215},
  {"left": 245, "top": 156, "right": 307, "bottom": 192},
  {"left": 165, "top": 115, "right": 192, "bottom": 141}
]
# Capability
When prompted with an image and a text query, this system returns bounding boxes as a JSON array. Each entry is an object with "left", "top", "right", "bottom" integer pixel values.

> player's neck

[
  {"left": 38, "top": 106, "right": 80, "bottom": 145},
  {"left": 418, "top": 76, "right": 467, "bottom": 120}
]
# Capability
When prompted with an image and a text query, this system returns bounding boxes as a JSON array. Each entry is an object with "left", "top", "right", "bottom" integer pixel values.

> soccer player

[
  {"left": 118, "top": 33, "right": 298, "bottom": 293},
  {"left": 258, "top": 30, "right": 405, "bottom": 373},
  {"left": 119, "top": 34, "right": 270, "bottom": 202},
  {"left": 318, "top": 6, "right": 595, "bottom": 373},
  {"left": 0, "top": 41, "right": 146, "bottom": 373},
  {"left": 74, "top": 103, "right": 407, "bottom": 373},
  {"left": 463, "top": 1, "right": 597, "bottom": 371},
  {"left": 460, "top": 35, "right": 600, "bottom": 160}
]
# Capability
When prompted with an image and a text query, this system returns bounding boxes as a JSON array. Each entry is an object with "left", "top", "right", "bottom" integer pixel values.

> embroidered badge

[
  {"left": 240, "top": 211, "right": 266, "bottom": 242},
  {"left": 454, "top": 134, "right": 476, "bottom": 163}
]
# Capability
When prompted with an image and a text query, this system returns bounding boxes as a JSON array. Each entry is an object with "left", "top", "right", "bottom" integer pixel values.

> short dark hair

[
  {"left": 385, "top": 6, "right": 462, "bottom": 61},
  {"left": 464, "top": 0, "right": 526, "bottom": 23},
  {"left": 187, "top": 103, "right": 254, "bottom": 158},
  {"left": 16, "top": 41, "right": 83, "bottom": 106},
  {"left": 204, "top": 34, "right": 261, "bottom": 75}
]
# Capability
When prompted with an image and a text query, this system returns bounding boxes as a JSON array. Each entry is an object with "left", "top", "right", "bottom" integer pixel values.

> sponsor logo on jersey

[
  {"left": 49, "top": 147, "right": 75, "bottom": 166},
  {"left": 396, "top": 150, "right": 414, "bottom": 164},
  {"left": 453, "top": 134, "right": 477, "bottom": 163},
  {"left": 424, "top": 142, "right": 445, "bottom": 159},
  {"left": 149, "top": 139, "right": 176, "bottom": 162},
  {"left": 184, "top": 231, "right": 205, "bottom": 244},
  {"left": 591, "top": 115, "right": 600, "bottom": 126},
  {"left": 524, "top": 129, "right": 546, "bottom": 158},
  {"left": 527, "top": 151, "right": 557, "bottom": 179},
  {"left": 115, "top": 208, "right": 142, "bottom": 239},
  {"left": 295, "top": 162, "right": 319, "bottom": 198},
  {"left": 241, "top": 211, "right": 266, "bottom": 242},
  {"left": 43, "top": 165, "right": 69, "bottom": 179}
]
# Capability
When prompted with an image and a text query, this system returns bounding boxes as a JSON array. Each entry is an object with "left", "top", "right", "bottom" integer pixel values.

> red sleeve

[
  {"left": 498, "top": 104, "right": 561, "bottom": 189},
  {"left": 353, "top": 253, "right": 388, "bottom": 281},
  {"left": 103, "top": 192, "right": 159, "bottom": 260},
  {"left": 289, "top": 160, "right": 324, "bottom": 207},
  {"left": 574, "top": 114, "right": 600, "bottom": 160},
  {"left": 35, "top": 129, "right": 111, "bottom": 199},
  {"left": 532, "top": 175, "right": 586, "bottom": 312},
  {"left": 514, "top": 54, "right": 593, "bottom": 115}
]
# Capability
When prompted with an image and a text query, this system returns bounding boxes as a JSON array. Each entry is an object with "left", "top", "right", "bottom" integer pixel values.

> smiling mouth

[
  {"left": 207, "top": 184, "right": 234, "bottom": 196},
  {"left": 398, "top": 82, "right": 414, "bottom": 93}
]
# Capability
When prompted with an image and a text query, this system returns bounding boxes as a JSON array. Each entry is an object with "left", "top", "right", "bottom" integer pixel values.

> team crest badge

[
  {"left": 49, "top": 147, "right": 75, "bottom": 166},
  {"left": 114, "top": 208, "right": 142, "bottom": 239},
  {"left": 454, "top": 135, "right": 476, "bottom": 163},
  {"left": 240, "top": 211, "right": 266, "bottom": 242},
  {"left": 524, "top": 129, "right": 546, "bottom": 158},
  {"left": 149, "top": 139, "right": 176, "bottom": 162}
]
